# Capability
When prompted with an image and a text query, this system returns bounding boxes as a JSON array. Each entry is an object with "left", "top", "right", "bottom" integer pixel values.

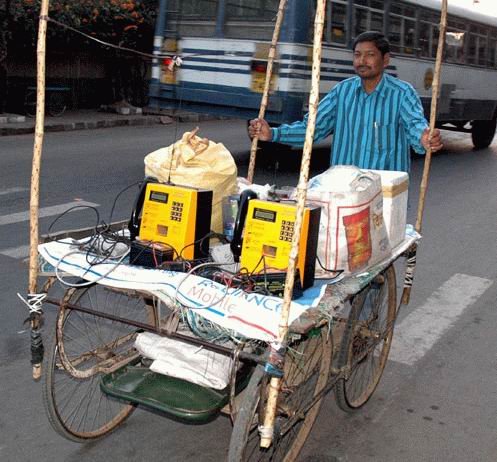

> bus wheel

[{"left": 471, "top": 118, "right": 497, "bottom": 149}]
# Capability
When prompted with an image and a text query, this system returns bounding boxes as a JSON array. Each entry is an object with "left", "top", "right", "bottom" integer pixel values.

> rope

[
  {"left": 258, "top": 425, "right": 274, "bottom": 440},
  {"left": 40, "top": 15, "right": 185, "bottom": 64},
  {"left": 17, "top": 292, "right": 46, "bottom": 316},
  {"left": 402, "top": 251, "right": 417, "bottom": 289}
]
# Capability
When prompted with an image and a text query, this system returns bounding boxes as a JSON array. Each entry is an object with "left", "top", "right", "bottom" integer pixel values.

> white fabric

[
  {"left": 135, "top": 332, "right": 231, "bottom": 390},
  {"left": 38, "top": 240, "right": 308, "bottom": 342},
  {"left": 37, "top": 226, "right": 420, "bottom": 342}
]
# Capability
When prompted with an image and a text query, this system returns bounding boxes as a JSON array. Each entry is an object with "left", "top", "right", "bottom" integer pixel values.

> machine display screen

[
  {"left": 149, "top": 190, "right": 169, "bottom": 204},
  {"left": 253, "top": 207, "right": 276, "bottom": 222}
]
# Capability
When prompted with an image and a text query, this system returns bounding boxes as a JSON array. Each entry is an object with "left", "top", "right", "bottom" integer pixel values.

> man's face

[{"left": 353, "top": 41, "right": 390, "bottom": 80}]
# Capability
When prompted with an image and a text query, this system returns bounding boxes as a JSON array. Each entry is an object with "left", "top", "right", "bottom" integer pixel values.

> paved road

[{"left": 0, "top": 121, "right": 496, "bottom": 461}]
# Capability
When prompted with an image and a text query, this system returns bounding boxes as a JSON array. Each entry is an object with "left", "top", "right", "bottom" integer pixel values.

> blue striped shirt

[{"left": 271, "top": 73, "right": 428, "bottom": 171}]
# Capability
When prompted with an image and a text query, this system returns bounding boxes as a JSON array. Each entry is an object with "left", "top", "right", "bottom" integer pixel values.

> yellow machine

[
  {"left": 129, "top": 180, "right": 212, "bottom": 261},
  {"left": 240, "top": 200, "right": 320, "bottom": 289}
]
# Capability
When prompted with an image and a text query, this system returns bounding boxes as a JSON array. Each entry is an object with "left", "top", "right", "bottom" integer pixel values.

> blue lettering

[
  {"left": 244, "top": 293, "right": 266, "bottom": 307},
  {"left": 262, "top": 298, "right": 282, "bottom": 312}
]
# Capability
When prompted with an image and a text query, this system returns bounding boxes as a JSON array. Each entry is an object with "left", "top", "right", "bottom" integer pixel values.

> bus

[{"left": 148, "top": 0, "right": 497, "bottom": 149}]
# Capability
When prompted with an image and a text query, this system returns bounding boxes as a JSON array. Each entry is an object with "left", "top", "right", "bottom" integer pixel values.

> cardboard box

[{"left": 368, "top": 169, "right": 409, "bottom": 248}]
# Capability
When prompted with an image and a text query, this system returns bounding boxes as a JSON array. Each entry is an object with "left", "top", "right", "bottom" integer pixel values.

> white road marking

[
  {"left": 0, "top": 201, "right": 99, "bottom": 226},
  {"left": 390, "top": 273, "right": 493, "bottom": 366},
  {"left": 0, "top": 245, "right": 30, "bottom": 259},
  {"left": 0, "top": 187, "right": 28, "bottom": 196}
]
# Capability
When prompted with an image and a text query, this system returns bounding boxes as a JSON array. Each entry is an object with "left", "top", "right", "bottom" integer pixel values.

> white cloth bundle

[{"left": 135, "top": 332, "right": 232, "bottom": 390}]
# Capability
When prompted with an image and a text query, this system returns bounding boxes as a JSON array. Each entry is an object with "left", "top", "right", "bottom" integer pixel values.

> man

[{"left": 249, "top": 31, "right": 443, "bottom": 172}]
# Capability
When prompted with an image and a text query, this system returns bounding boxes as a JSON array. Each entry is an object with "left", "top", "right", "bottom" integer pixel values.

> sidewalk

[{"left": 0, "top": 108, "right": 211, "bottom": 136}]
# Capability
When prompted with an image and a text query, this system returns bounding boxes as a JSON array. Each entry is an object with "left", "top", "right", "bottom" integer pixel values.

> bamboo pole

[
  {"left": 28, "top": 0, "right": 50, "bottom": 380},
  {"left": 401, "top": 0, "right": 448, "bottom": 305},
  {"left": 259, "top": 0, "right": 327, "bottom": 449},
  {"left": 246, "top": 0, "right": 287, "bottom": 184}
]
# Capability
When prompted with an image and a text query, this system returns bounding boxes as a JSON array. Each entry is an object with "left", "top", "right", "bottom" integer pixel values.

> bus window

[
  {"left": 404, "top": 20, "right": 416, "bottom": 54},
  {"left": 478, "top": 40, "right": 488, "bottom": 65},
  {"left": 224, "top": 0, "right": 279, "bottom": 40},
  {"left": 370, "top": 0, "right": 383, "bottom": 10},
  {"left": 466, "top": 24, "right": 489, "bottom": 66},
  {"left": 388, "top": 15, "right": 402, "bottom": 53},
  {"left": 330, "top": 1, "right": 347, "bottom": 45},
  {"left": 431, "top": 27, "right": 440, "bottom": 59},
  {"left": 468, "top": 32, "right": 478, "bottom": 64},
  {"left": 445, "top": 30, "right": 465, "bottom": 63},
  {"left": 388, "top": 4, "right": 416, "bottom": 56},
  {"left": 477, "top": 32, "right": 488, "bottom": 66},
  {"left": 173, "top": 0, "right": 217, "bottom": 17},
  {"left": 354, "top": 6, "right": 368, "bottom": 36},
  {"left": 371, "top": 11, "right": 383, "bottom": 32},
  {"left": 226, "top": 0, "right": 278, "bottom": 20},
  {"left": 419, "top": 23, "right": 430, "bottom": 57},
  {"left": 353, "top": 0, "right": 384, "bottom": 38},
  {"left": 488, "top": 39, "right": 497, "bottom": 67},
  {"left": 168, "top": 0, "right": 218, "bottom": 37}
]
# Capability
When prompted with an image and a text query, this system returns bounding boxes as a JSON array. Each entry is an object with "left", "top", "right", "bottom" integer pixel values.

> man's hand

[
  {"left": 421, "top": 128, "right": 443, "bottom": 153},
  {"left": 248, "top": 118, "right": 272, "bottom": 141}
]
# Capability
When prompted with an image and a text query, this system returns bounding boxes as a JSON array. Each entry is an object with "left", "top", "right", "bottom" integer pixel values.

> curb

[
  {"left": 0, "top": 116, "right": 162, "bottom": 137},
  {"left": 0, "top": 111, "right": 224, "bottom": 136}
]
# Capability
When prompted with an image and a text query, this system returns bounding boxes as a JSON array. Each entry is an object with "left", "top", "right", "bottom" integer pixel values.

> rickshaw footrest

[{"left": 101, "top": 364, "right": 229, "bottom": 424}]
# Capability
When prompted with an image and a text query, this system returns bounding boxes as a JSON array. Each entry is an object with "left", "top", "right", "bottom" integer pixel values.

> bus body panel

[
  {"left": 150, "top": 37, "right": 497, "bottom": 124},
  {"left": 149, "top": 0, "right": 497, "bottom": 127}
]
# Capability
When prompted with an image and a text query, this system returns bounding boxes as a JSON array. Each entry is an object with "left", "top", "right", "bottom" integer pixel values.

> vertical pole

[
  {"left": 150, "top": 0, "right": 168, "bottom": 94},
  {"left": 155, "top": 0, "right": 168, "bottom": 39},
  {"left": 215, "top": 0, "right": 227, "bottom": 38},
  {"left": 401, "top": 0, "right": 447, "bottom": 306},
  {"left": 415, "top": 0, "right": 447, "bottom": 233},
  {"left": 259, "top": 0, "right": 327, "bottom": 448},
  {"left": 246, "top": 0, "right": 288, "bottom": 184},
  {"left": 29, "top": 0, "right": 49, "bottom": 380}
]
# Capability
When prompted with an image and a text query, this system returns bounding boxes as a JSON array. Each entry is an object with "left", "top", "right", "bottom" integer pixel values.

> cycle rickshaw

[{"left": 35, "top": 221, "right": 419, "bottom": 461}]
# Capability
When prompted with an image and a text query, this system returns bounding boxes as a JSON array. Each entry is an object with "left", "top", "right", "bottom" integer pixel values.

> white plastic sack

[
  {"left": 144, "top": 130, "right": 237, "bottom": 233},
  {"left": 306, "top": 165, "right": 392, "bottom": 276},
  {"left": 236, "top": 177, "right": 272, "bottom": 200},
  {"left": 134, "top": 332, "right": 232, "bottom": 390}
]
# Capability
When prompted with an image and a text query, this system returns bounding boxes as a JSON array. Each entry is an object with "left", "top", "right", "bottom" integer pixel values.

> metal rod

[
  {"left": 44, "top": 297, "right": 265, "bottom": 366},
  {"left": 401, "top": 0, "right": 448, "bottom": 306},
  {"left": 246, "top": 0, "right": 288, "bottom": 184},
  {"left": 260, "top": 0, "right": 327, "bottom": 448}
]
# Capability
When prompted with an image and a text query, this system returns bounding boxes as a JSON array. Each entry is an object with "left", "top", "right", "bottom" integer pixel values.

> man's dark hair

[{"left": 353, "top": 31, "right": 390, "bottom": 56}]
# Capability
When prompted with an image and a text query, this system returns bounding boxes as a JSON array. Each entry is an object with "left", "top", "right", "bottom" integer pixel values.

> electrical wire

[
  {"left": 174, "top": 261, "right": 238, "bottom": 310},
  {"left": 54, "top": 247, "right": 130, "bottom": 288},
  {"left": 315, "top": 254, "right": 345, "bottom": 280}
]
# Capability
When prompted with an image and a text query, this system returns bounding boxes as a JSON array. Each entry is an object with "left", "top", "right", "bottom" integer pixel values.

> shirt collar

[{"left": 355, "top": 73, "right": 388, "bottom": 98}]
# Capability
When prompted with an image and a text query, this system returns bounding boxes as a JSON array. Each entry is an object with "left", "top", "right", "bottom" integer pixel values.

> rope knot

[{"left": 17, "top": 292, "right": 46, "bottom": 316}]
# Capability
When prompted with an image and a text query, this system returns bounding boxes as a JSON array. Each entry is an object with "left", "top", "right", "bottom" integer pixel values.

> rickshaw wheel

[
  {"left": 43, "top": 284, "right": 155, "bottom": 442},
  {"left": 228, "top": 328, "right": 332, "bottom": 462},
  {"left": 335, "top": 264, "right": 397, "bottom": 412}
]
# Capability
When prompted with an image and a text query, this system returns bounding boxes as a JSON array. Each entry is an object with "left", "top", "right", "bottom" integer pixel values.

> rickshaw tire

[
  {"left": 42, "top": 286, "right": 140, "bottom": 442},
  {"left": 334, "top": 264, "right": 397, "bottom": 412},
  {"left": 228, "top": 328, "right": 332, "bottom": 462}
]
